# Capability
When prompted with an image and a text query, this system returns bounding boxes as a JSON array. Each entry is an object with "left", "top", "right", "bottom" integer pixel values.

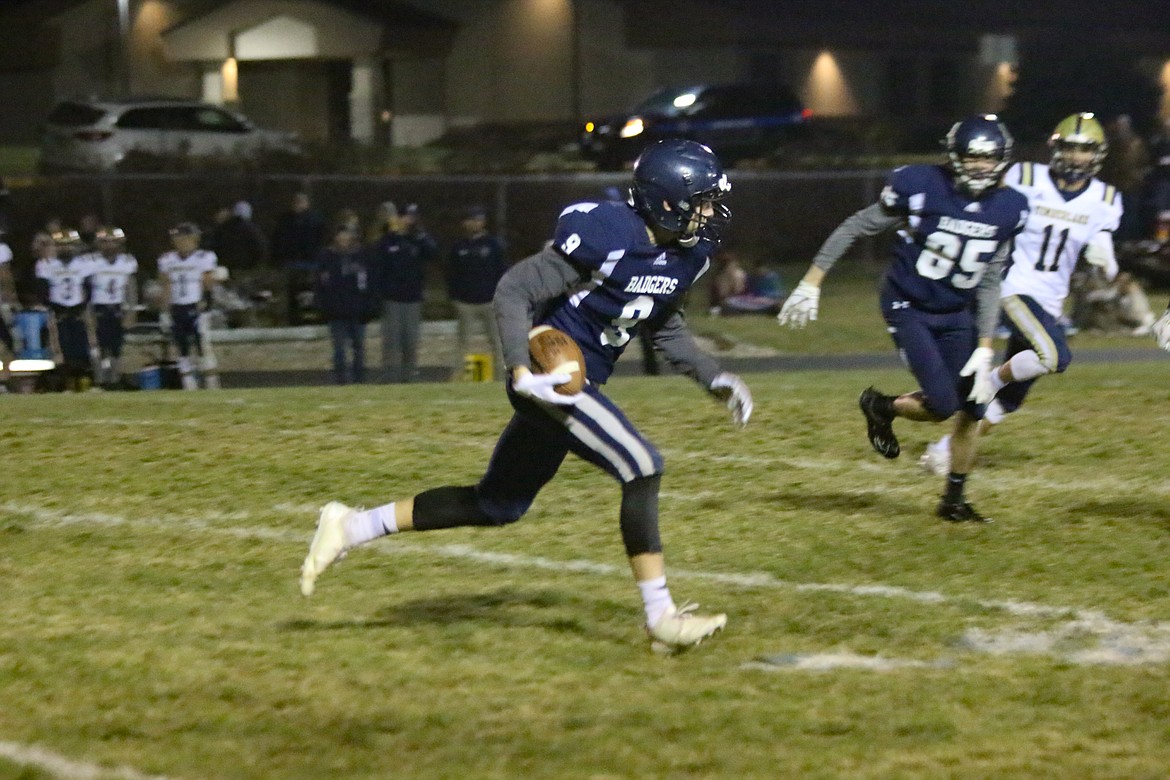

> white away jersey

[
  {"left": 87, "top": 253, "right": 139, "bottom": 305},
  {"left": 36, "top": 256, "right": 96, "bottom": 307},
  {"left": 1001, "top": 161, "right": 1123, "bottom": 317},
  {"left": 158, "top": 249, "right": 217, "bottom": 306}
]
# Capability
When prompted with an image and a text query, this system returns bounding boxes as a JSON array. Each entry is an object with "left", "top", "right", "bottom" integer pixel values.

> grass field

[{"left": 3, "top": 358, "right": 1170, "bottom": 779}]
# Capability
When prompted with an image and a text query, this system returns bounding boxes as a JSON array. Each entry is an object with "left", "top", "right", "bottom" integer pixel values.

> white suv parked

[{"left": 39, "top": 97, "right": 302, "bottom": 172}]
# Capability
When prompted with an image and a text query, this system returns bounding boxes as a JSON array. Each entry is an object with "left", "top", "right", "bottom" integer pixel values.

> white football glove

[
  {"left": 1153, "top": 308, "right": 1170, "bottom": 352},
  {"left": 710, "top": 372, "right": 753, "bottom": 427},
  {"left": 157, "top": 310, "right": 173, "bottom": 333},
  {"left": 513, "top": 370, "right": 582, "bottom": 406},
  {"left": 959, "top": 346, "right": 996, "bottom": 404},
  {"left": 776, "top": 281, "right": 820, "bottom": 329}
]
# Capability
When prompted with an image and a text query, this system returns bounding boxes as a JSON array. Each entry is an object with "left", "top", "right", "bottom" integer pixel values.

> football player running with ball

[
  {"left": 301, "top": 140, "right": 753, "bottom": 653},
  {"left": 777, "top": 115, "right": 1029, "bottom": 523},
  {"left": 921, "top": 113, "right": 1123, "bottom": 477}
]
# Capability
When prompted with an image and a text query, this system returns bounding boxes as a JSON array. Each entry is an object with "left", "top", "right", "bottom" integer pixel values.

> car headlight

[{"left": 619, "top": 117, "right": 645, "bottom": 138}]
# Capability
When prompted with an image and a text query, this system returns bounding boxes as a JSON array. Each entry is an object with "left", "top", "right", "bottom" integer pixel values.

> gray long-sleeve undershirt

[
  {"left": 492, "top": 244, "right": 721, "bottom": 387},
  {"left": 810, "top": 201, "right": 1007, "bottom": 340}
]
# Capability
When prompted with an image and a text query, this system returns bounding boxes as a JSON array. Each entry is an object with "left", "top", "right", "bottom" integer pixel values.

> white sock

[
  {"left": 638, "top": 576, "right": 674, "bottom": 627},
  {"left": 1007, "top": 350, "right": 1048, "bottom": 382},
  {"left": 985, "top": 399, "right": 1007, "bottom": 425},
  {"left": 989, "top": 365, "right": 1008, "bottom": 393},
  {"left": 343, "top": 502, "right": 398, "bottom": 547}
]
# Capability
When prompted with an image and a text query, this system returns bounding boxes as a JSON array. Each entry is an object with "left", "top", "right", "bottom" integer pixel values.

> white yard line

[
  {"left": 0, "top": 741, "right": 172, "bottom": 780},
  {"left": 664, "top": 448, "right": 1170, "bottom": 496},
  {"left": 5, "top": 501, "right": 1170, "bottom": 666}
]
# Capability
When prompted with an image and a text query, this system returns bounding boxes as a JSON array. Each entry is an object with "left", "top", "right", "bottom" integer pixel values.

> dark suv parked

[{"left": 580, "top": 82, "right": 810, "bottom": 169}]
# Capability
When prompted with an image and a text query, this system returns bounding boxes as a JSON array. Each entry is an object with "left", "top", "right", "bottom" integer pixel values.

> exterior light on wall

[
  {"left": 805, "top": 51, "right": 858, "bottom": 116},
  {"left": 1161, "top": 60, "right": 1170, "bottom": 120},
  {"left": 221, "top": 57, "right": 239, "bottom": 103}
]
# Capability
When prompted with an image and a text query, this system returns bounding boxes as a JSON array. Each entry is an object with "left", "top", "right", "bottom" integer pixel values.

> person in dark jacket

[
  {"left": 206, "top": 201, "right": 269, "bottom": 271},
  {"left": 272, "top": 192, "right": 327, "bottom": 324},
  {"left": 314, "top": 224, "right": 375, "bottom": 384},
  {"left": 445, "top": 204, "right": 507, "bottom": 380},
  {"left": 369, "top": 209, "right": 431, "bottom": 383}
]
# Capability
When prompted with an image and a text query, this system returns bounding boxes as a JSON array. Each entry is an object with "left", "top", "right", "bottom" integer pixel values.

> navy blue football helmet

[
  {"left": 629, "top": 139, "right": 731, "bottom": 246},
  {"left": 943, "top": 115, "right": 1014, "bottom": 197}
]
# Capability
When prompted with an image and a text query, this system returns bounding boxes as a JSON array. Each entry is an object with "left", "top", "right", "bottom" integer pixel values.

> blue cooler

[{"left": 138, "top": 365, "right": 162, "bottom": 390}]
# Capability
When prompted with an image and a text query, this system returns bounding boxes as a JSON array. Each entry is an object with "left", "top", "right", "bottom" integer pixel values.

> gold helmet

[{"left": 1048, "top": 112, "right": 1108, "bottom": 182}]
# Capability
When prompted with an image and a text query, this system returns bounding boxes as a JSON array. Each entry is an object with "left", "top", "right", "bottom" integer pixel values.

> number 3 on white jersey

[
  {"left": 916, "top": 231, "right": 999, "bottom": 289},
  {"left": 601, "top": 295, "right": 654, "bottom": 347}
]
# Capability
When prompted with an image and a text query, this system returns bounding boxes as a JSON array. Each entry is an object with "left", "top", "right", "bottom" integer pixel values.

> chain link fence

[{"left": 3, "top": 170, "right": 890, "bottom": 320}]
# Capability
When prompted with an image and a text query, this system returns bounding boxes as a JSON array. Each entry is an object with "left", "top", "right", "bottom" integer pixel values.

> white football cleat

[
  {"left": 918, "top": 439, "right": 951, "bottom": 478},
  {"left": 647, "top": 602, "right": 727, "bottom": 654},
  {"left": 300, "top": 501, "right": 355, "bottom": 597}
]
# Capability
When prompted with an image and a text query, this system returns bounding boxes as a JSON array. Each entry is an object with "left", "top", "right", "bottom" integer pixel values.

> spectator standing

[
  {"left": 1101, "top": 114, "right": 1149, "bottom": 243},
  {"left": 446, "top": 204, "right": 507, "bottom": 380},
  {"left": 314, "top": 224, "right": 376, "bottom": 384},
  {"left": 272, "top": 192, "right": 327, "bottom": 325},
  {"left": 369, "top": 208, "right": 429, "bottom": 383},
  {"left": 400, "top": 203, "right": 440, "bottom": 262},
  {"left": 206, "top": 200, "right": 269, "bottom": 272},
  {"left": 366, "top": 201, "right": 399, "bottom": 243},
  {"left": 1139, "top": 123, "right": 1170, "bottom": 242}
]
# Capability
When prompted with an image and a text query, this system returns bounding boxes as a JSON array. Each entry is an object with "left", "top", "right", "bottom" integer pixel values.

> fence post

[{"left": 495, "top": 177, "right": 508, "bottom": 251}]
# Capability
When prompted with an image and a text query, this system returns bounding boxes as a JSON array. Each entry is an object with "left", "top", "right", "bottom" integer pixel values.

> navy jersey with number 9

[
  {"left": 541, "top": 200, "right": 715, "bottom": 384},
  {"left": 881, "top": 164, "right": 1028, "bottom": 312}
]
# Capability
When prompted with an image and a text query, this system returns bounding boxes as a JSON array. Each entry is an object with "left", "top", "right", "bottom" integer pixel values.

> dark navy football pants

[
  {"left": 880, "top": 284, "right": 982, "bottom": 420},
  {"left": 94, "top": 304, "right": 125, "bottom": 358},
  {"left": 52, "top": 307, "right": 91, "bottom": 370},
  {"left": 474, "top": 379, "right": 664, "bottom": 523},
  {"left": 996, "top": 294, "right": 1071, "bottom": 414},
  {"left": 170, "top": 303, "right": 202, "bottom": 357}
]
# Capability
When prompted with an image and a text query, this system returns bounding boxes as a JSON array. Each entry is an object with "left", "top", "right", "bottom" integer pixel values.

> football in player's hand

[{"left": 528, "top": 325, "right": 586, "bottom": 395}]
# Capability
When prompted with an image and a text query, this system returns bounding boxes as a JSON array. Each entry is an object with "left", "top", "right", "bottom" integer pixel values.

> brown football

[{"left": 528, "top": 325, "right": 586, "bottom": 395}]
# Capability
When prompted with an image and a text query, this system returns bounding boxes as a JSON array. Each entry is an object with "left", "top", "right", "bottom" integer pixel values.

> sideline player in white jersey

[
  {"left": 922, "top": 112, "right": 1122, "bottom": 475},
  {"left": 36, "top": 230, "right": 98, "bottom": 390},
  {"left": 85, "top": 227, "right": 138, "bottom": 388},
  {"left": 157, "top": 222, "right": 220, "bottom": 390}
]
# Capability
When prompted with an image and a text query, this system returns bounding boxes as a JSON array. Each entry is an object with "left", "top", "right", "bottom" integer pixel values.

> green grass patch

[
  {"left": 687, "top": 262, "right": 1169, "bottom": 357},
  {"left": 3, "top": 364, "right": 1170, "bottom": 778}
]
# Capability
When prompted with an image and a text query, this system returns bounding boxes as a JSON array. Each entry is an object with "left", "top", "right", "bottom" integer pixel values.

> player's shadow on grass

[
  {"left": 278, "top": 587, "right": 632, "bottom": 644},
  {"left": 765, "top": 485, "right": 918, "bottom": 516},
  {"left": 1063, "top": 498, "right": 1170, "bottom": 527}
]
